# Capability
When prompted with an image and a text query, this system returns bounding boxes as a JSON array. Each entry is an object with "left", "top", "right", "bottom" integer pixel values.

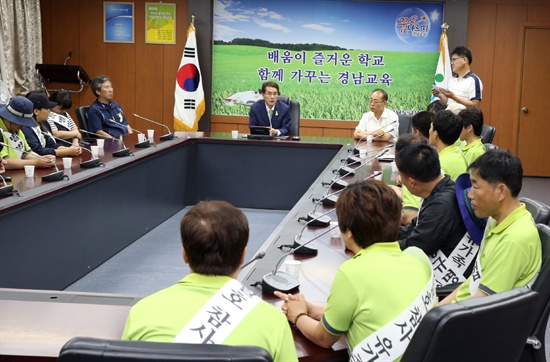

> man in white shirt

[
  {"left": 432, "top": 46, "right": 483, "bottom": 108},
  {"left": 354, "top": 89, "right": 399, "bottom": 142}
]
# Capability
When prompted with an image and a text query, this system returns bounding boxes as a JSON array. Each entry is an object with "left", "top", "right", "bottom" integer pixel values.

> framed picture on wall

[
  {"left": 145, "top": 3, "right": 176, "bottom": 44},
  {"left": 104, "top": 2, "right": 135, "bottom": 43}
]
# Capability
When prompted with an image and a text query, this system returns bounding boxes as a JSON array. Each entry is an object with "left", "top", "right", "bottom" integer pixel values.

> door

[{"left": 517, "top": 27, "right": 550, "bottom": 176}]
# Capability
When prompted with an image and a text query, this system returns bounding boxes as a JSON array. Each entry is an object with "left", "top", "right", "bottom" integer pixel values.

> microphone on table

[
  {"left": 1, "top": 142, "right": 68, "bottom": 182},
  {"left": 333, "top": 152, "right": 364, "bottom": 177},
  {"left": 352, "top": 120, "right": 397, "bottom": 155},
  {"left": 326, "top": 147, "right": 391, "bottom": 190},
  {"left": 79, "top": 129, "right": 132, "bottom": 157},
  {"left": 290, "top": 208, "right": 340, "bottom": 253},
  {"left": 315, "top": 170, "right": 383, "bottom": 208},
  {"left": 311, "top": 188, "right": 345, "bottom": 211},
  {"left": 0, "top": 174, "right": 14, "bottom": 197},
  {"left": 299, "top": 204, "right": 336, "bottom": 228},
  {"left": 350, "top": 132, "right": 370, "bottom": 155},
  {"left": 133, "top": 113, "right": 177, "bottom": 141},
  {"left": 0, "top": 142, "right": 68, "bottom": 182},
  {"left": 240, "top": 251, "right": 266, "bottom": 270},
  {"left": 44, "top": 132, "right": 103, "bottom": 168},
  {"left": 261, "top": 224, "right": 339, "bottom": 294},
  {"left": 108, "top": 119, "right": 155, "bottom": 148},
  {"left": 108, "top": 119, "right": 152, "bottom": 148},
  {"left": 343, "top": 144, "right": 392, "bottom": 165}
]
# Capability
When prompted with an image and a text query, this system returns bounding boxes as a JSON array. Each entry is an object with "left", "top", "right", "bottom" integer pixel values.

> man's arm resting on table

[
  {"left": 295, "top": 315, "right": 341, "bottom": 349},
  {"left": 4, "top": 154, "right": 54, "bottom": 169},
  {"left": 95, "top": 130, "right": 113, "bottom": 139},
  {"left": 53, "top": 129, "right": 81, "bottom": 140}
]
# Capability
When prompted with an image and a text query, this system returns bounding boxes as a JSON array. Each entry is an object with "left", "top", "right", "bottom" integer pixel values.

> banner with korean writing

[
  {"left": 212, "top": 0, "right": 444, "bottom": 120},
  {"left": 174, "top": 21, "right": 205, "bottom": 131},
  {"left": 145, "top": 3, "right": 176, "bottom": 44}
]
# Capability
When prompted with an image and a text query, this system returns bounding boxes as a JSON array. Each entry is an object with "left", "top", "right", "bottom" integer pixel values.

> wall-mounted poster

[
  {"left": 212, "top": 0, "right": 445, "bottom": 119},
  {"left": 104, "top": 2, "right": 134, "bottom": 43},
  {"left": 145, "top": 3, "right": 176, "bottom": 44}
]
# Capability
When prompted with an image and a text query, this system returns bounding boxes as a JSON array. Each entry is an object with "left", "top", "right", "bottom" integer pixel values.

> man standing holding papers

[{"left": 432, "top": 46, "right": 483, "bottom": 108}]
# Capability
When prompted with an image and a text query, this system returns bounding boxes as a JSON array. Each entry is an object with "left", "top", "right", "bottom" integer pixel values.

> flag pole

[
  {"left": 431, "top": 23, "right": 452, "bottom": 102},
  {"left": 173, "top": 13, "right": 205, "bottom": 132}
]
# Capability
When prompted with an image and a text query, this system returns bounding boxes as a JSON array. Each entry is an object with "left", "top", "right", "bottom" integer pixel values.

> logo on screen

[{"left": 395, "top": 8, "right": 431, "bottom": 44}]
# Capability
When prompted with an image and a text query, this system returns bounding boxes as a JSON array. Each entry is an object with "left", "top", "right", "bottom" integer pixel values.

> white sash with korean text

[
  {"left": 0, "top": 128, "right": 25, "bottom": 158},
  {"left": 173, "top": 279, "right": 261, "bottom": 344},
  {"left": 49, "top": 112, "right": 75, "bottom": 130},
  {"left": 30, "top": 126, "right": 48, "bottom": 147},
  {"left": 430, "top": 232, "right": 479, "bottom": 287},
  {"left": 469, "top": 246, "right": 539, "bottom": 296},
  {"left": 350, "top": 247, "right": 436, "bottom": 362}
]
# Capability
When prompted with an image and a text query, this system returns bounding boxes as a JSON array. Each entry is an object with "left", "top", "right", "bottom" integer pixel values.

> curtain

[{"left": 0, "top": 0, "right": 43, "bottom": 97}]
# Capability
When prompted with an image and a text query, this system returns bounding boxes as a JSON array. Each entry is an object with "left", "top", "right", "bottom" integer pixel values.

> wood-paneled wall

[
  {"left": 467, "top": 0, "right": 550, "bottom": 152},
  {"left": 40, "top": 0, "right": 188, "bottom": 135},
  {"left": 40, "top": 0, "right": 550, "bottom": 147}
]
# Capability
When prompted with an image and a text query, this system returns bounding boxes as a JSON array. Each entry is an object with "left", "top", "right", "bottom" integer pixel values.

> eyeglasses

[
  {"left": 265, "top": 92, "right": 278, "bottom": 97},
  {"left": 451, "top": 57, "right": 464, "bottom": 62},
  {"left": 369, "top": 99, "right": 383, "bottom": 104}
]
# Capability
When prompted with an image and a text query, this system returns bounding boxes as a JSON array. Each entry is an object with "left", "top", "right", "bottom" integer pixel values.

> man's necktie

[{"left": 268, "top": 109, "right": 273, "bottom": 121}]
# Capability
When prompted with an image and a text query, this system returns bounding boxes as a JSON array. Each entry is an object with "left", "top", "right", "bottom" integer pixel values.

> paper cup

[
  {"left": 391, "top": 161, "right": 399, "bottom": 173},
  {"left": 359, "top": 148, "right": 367, "bottom": 158},
  {"left": 24, "top": 165, "right": 35, "bottom": 178},
  {"left": 147, "top": 129, "right": 154, "bottom": 139},
  {"left": 366, "top": 135, "right": 373, "bottom": 143},
  {"left": 284, "top": 260, "right": 301, "bottom": 278},
  {"left": 62, "top": 157, "right": 72, "bottom": 169},
  {"left": 137, "top": 133, "right": 146, "bottom": 143},
  {"left": 231, "top": 130, "right": 239, "bottom": 139},
  {"left": 96, "top": 139, "right": 105, "bottom": 148},
  {"left": 90, "top": 145, "right": 99, "bottom": 158}
]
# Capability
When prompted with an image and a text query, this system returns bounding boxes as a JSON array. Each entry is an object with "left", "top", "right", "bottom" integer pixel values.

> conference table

[{"left": 0, "top": 132, "right": 395, "bottom": 361}]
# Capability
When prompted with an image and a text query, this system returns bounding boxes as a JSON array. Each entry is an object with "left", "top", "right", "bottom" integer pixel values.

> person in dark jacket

[{"left": 22, "top": 92, "right": 81, "bottom": 158}]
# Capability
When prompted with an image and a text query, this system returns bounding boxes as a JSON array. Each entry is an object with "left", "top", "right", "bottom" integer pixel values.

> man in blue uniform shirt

[
  {"left": 249, "top": 81, "right": 291, "bottom": 136},
  {"left": 87, "top": 75, "right": 133, "bottom": 138}
]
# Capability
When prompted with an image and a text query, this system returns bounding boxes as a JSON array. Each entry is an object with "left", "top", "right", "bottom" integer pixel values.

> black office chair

[
  {"left": 401, "top": 287, "right": 539, "bottom": 362},
  {"left": 75, "top": 105, "right": 97, "bottom": 141},
  {"left": 398, "top": 114, "right": 413, "bottom": 135},
  {"left": 75, "top": 106, "right": 90, "bottom": 131},
  {"left": 484, "top": 143, "right": 498, "bottom": 151},
  {"left": 57, "top": 337, "right": 273, "bottom": 362},
  {"left": 278, "top": 95, "right": 300, "bottom": 137},
  {"left": 481, "top": 124, "right": 496, "bottom": 144},
  {"left": 520, "top": 197, "right": 550, "bottom": 225},
  {"left": 520, "top": 223, "right": 550, "bottom": 362}
]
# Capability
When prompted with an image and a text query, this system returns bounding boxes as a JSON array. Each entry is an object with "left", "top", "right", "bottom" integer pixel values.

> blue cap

[
  {"left": 455, "top": 173, "right": 487, "bottom": 245},
  {"left": 0, "top": 96, "right": 37, "bottom": 127}
]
